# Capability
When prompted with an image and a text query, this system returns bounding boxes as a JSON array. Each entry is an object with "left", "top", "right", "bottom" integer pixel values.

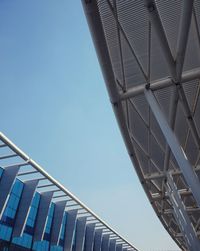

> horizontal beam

[
  {"left": 163, "top": 207, "right": 200, "bottom": 215},
  {"left": 120, "top": 67, "right": 200, "bottom": 100},
  {"left": 152, "top": 189, "right": 193, "bottom": 201},
  {"left": 144, "top": 165, "right": 200, "bottom": 180}
]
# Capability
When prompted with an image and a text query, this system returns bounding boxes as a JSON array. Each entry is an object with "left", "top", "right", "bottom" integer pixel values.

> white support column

[
  {"left": 144, "top": 88, "right": 200, "bottom": 208},
  {"left": 166, "top": 173, "right": 200, "bottom": 251}
]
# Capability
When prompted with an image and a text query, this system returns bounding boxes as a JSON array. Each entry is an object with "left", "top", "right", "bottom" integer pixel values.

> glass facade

[
  {"left": 0, "top": 167, "right": 3, "bottom": 179},
  {"left": 0, "top": 135, "right": 136, "bottom": 251},
  {"left": 0, "top": 178, "right": 71, "bottom": 251}
]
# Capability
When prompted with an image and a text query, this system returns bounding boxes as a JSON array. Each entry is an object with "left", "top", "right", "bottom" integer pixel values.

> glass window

[
  {"left": 32, "top": 202, "right": 55, "bottom": 251},
  {"left": 59, "top": 212, "right": 67, "bottom": 247},
  {"left": 0, "top": 167, "right": 3, "bottom": 179},
  {"left": 33, "top": 240, "right": 49, "bottom": 251},
  {"left": 72, "top": 222, "right": 77, "bottom": 251},
  {"left": 12, "top": 192, "right": 41, "bottom": 249},
  {"left": 0, "top": 179, "right": 23, "bottom": 242},
  {"left": 50, "top": 245, "right": 63, "bottom": 251},
  {"left": 43, "top": 203, "right": 55, "bottom": 240}
]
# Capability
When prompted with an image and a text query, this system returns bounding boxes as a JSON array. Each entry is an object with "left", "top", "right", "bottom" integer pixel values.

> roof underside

[{"left": 83, "top": 0, "right": 200, "bottom": 250}]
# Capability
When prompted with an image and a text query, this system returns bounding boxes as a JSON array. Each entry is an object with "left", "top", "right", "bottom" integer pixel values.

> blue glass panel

[
  {"left": 72, "top": 223, "right": 77, "bottom": 251},
  {"left": 32, "top": 240, "right": 49, "bottom": 251},
  {"left": 12, "top": 192, "right": 41, "bottom": 248},
  {"left": 25, "top": 192, "right": 40, "bottom": 231},
  {"left": 43, "top": 203, "right": 55, "bottom": 241},
  {"left": 59, "top": 212, "right": 67, "bottom": 247},
  {"left": 50, "top": 245, "right": 63, "bottom": 251},
  {"left": 12, "top": 233, "right": 32, "bottom": 249},
  {"left": 0, "top": 225, "right": 12, "bottom": 241},
  {"left": 0, "top": 167, "right": 3, "bottom": 179},
  {"left": 0, "top": 179, "right": 23, "bottom": 242},
  {"left": 33, "top": 202, "right": 55, "bottom": 250}
]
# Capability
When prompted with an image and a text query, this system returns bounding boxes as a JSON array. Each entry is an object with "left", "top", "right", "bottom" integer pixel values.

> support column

[{"left": 144, "top": 88, "right": 200, "bottom": 208}]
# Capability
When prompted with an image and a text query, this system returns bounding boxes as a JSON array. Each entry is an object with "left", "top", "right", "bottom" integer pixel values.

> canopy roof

[{"left": 82, "top": 0, "right": 200, "bottom": 250}]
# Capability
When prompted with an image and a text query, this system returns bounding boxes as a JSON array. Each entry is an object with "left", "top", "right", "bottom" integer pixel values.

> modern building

[
  {"left": 82, "top": 1, "right": 200, "bottom": 251},
  {"left": 0, "top": 133, "right": 139, "bottom": 251}
]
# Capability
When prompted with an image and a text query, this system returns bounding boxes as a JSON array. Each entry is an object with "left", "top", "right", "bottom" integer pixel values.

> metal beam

[
  {"left": 120, "top": 67, "right": 200, "bottom": 100},
  {"left": 176, "top": 0, "right": 194, "bottom": 81},
  {"left": 144, "top": 0, "right": 176, "bottom": 80},
  {"left": 145, "top": 164, "right": 200, "bottom": 180},
  {"left": 144, "top": 88, "right": 200, "bottom": 208}
]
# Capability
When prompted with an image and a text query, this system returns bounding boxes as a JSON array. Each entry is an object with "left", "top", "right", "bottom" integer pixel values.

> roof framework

[
  {"left": 0, "top": 132, "right": 138, "bottom": 251},
  {"left": 82, "top": 0, "right": 200, "bottom": 250}
]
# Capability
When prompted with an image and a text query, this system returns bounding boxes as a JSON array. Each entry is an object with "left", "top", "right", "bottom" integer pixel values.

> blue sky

[{"left": 0, "top": 1, "right": 180, "bottom": 251}]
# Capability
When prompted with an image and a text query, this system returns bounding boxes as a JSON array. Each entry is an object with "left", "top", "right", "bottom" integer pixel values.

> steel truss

[{"left": 82, "top": 0, "right": 200, "bottom": 250}]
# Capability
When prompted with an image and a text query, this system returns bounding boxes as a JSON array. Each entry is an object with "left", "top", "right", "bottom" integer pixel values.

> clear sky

[{"left": 0, "top": 1, "right": 180, "bottom": 251}]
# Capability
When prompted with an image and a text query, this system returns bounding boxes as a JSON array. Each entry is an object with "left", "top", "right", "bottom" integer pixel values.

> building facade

[{"left": 0, "top": 133, "right": 138, "bottom": 251}]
